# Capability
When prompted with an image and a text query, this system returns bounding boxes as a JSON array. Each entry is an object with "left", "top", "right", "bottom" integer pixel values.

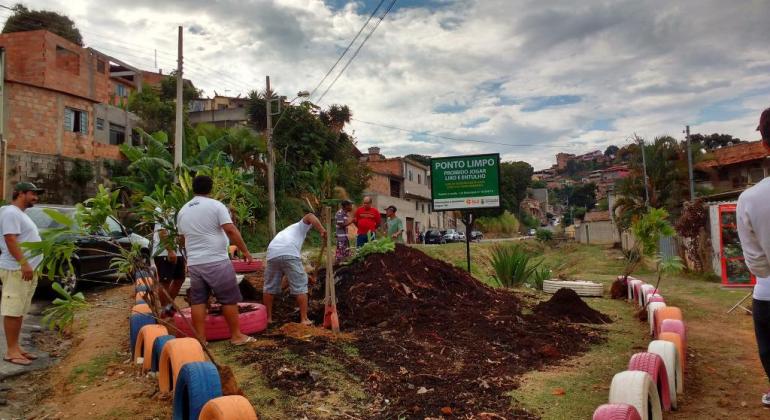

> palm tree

[{"left": 319, "top": 104, "right": 351, "bottom": 134}]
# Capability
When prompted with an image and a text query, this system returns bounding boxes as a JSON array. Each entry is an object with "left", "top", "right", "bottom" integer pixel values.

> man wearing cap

[
  {"left": 0, "top": 182, "right": 45, "bottom": 365},
  {"left": 737, "top": 107, "right": 770, "bottom": 406},
  {"left": 335, "top": 200, "right": 354, "bottom": 263},
  {"left": 385, "top": 205, "right": 404, "bottom": 243}
]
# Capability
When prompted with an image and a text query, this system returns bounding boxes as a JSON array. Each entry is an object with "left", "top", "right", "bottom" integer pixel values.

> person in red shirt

[{"left": 354, "top": 196, "right": 381, "bottom": 247}]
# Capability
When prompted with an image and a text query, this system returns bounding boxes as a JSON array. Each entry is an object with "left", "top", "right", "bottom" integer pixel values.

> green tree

[
  {"left": 604, "top": 145, "right": 619, "bottom": 158},
  {"left": 689, "top": 133, "right": 741, "bottom": 150},
  {"left": 500, "top": 161, "right": 533, "bottom": 214},
  {"left": 2, "top": 4, "right": 82, "bottom": 45}
]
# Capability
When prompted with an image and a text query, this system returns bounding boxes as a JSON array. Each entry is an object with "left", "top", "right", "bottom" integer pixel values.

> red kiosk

[{"left": 717, "top": 203, "right": 756, "bottom": 287}]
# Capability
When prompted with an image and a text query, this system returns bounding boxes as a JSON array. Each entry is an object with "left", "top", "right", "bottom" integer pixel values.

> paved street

[{"left": 0, "top": 299, "right": 52, "bottom": 381}]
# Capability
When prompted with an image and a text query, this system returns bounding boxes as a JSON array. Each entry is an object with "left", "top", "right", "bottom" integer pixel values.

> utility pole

[
  {"left": 685, "top": 125, "right": 695, "bottom": 200},
  {"left": 637, "top": 135, "right": 650, "bottom": 208},
  {"left": 174, "top": 26, "right": 184, "bottom": 171},
  {"left": 265, "top": 76, "right": 276, "bottom": 238}
]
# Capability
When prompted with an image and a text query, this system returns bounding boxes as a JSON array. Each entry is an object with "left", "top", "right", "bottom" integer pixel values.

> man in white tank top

[{"left": 737, "top": 107, "right": 770, "bottom": 406}]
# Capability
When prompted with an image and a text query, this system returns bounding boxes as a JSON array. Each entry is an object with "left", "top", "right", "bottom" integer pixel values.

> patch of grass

[
  {"left": 339, "top": 342, "right": 360, "bottom": 357},
  {"left": 68, "top": 351, "right": 121, "bottom": 387}
]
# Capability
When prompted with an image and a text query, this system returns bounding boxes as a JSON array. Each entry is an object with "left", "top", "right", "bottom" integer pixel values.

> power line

[
  {"left": 351, "top": 117, "right": 572, "bottom": 149},
  {"left": 316, "top": 0, "right": 397, "bottom": 104},
  {"left": 308, "top": 0, "right": 386, "bottom": 100}
]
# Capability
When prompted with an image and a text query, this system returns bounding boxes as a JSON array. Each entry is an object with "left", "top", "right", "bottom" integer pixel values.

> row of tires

[
  {"left": 132, "top": 276, "right": 259, "bottom": 420},
  {"left": 592, "top": 276, "right": 687, "bottom": 420}
]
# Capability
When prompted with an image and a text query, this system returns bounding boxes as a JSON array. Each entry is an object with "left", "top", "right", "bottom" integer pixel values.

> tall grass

[
  {"left": 476, "top": 211, "right": 520, "bottom": 236},
  {"left": 488, "top": 244, "right": 541, "bottom": 288}
]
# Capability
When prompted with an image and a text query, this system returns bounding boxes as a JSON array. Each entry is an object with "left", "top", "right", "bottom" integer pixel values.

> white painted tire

[
  {"left": 648, "top": 340, "right": 682, "bottom": 404},
  {"left": 628, "top": 279, "right": 643, "bottom": 301},
  {"left": 647, "top": 302, "right": 667, "bottom": 336},
  {"left": 639, "top": 284, "right": 655, "bottom": 307},
  {"left": 543, "top": 280, "right": 604, "bottom": 297},
  {"left": 609, "top": 370, "right": 663, "bottom": 420}
]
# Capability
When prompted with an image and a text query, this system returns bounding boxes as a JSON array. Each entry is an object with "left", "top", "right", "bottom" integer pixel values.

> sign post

[{"left": 430, "top": 153, "right": 501, "bottom": 272}]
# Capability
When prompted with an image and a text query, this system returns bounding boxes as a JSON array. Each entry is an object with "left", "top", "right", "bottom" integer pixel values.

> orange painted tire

[
  {"left": 133, "top": 324, "right": 169, "bottom": 371},
  {"left": 199, "top": 396, "right": 258, "bottom": 420},
  {"left": 132, "top": 303, "right": 152, "bottom": 314},
  {"left": 158, "top": 337, "right": 207, "bottom": 393},
  {"left": 135, "top": 292, "right": 147, "bottom": 302},
  {"left": 659, "top": 332, "right": 685, "bottom": 376},
  {"left": 136, "top": 276, "right": 154, "bottom": 286},
  {"left": 654, "top": 307, "right": 683, "bottom": 338}
]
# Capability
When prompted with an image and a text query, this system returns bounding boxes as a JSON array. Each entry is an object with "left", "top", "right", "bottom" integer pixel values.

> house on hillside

[
  {"left": 575, "top": 210, "right": 619, "bottom": 245},
  {"left": 189, "top": 94, "right": 253, "bottom": 128},
  {"left": 695, "top": 140, "right": 769, "bottom": 194},
  {"left": 361, "top": 147, "right": 453, "bottom": 242},
  {"left": 0, "top": 29, "right": 154, "bottom": 203},
  {"left": 520, "top": 197, "right": 546, "bottom": 226}
]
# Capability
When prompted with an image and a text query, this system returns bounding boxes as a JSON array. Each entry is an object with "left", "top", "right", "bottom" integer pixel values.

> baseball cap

[
  {"left": 14, "top": 182, "right": 45, "bottom": 194},
  {"left": 385, "top": 205, "right": 397, "bottom": 212}
]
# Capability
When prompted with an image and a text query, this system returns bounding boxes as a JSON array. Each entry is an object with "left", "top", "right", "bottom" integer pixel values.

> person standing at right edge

[{"left": 737, "top": 107, "right": 770, "bottom": 407}]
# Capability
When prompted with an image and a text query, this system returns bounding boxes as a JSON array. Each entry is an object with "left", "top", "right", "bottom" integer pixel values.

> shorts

[
  {"left": 187, "top": 259, "right": 242, "bottom": 306},
  {"left": 154, "top": 256, "right": 186, "bottom": 284},
  {"left": 0, "top": 269, "right": 38, "bottom": 317},
  {"left": 264, "top": 255, "right": 308, "bottom": 295}
]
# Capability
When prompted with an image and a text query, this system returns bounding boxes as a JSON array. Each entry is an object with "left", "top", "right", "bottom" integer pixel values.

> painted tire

[
  {"left": 158, "top": 337, "right": 207, "bottom": 393},
  {"left": 173, "top": 303, "right": 267, "bottom": 341},
  {"left": 172, "top": 361, "right": 223, "bottom": 420},
  {"left": 609, "top": 370, "right": 663, "bottom": 420},
  {"left": 592, "top": 403, "right": 642, "bottom": 420},
  {"left": 659, "top": 332, "right": 686, "bottom": 376},
  {"left": 638, "top": 284, "right": 654, "bottom": 306},
  {"left": 132, "top": 303, "right": 152, "bottom": 314},
  {"left": 647, "top": 295, "right": 665, "bottom": 304},
  {"left": 633, "top": 281, "right": 645, "bottom": 303},
  {"left": 542, "top": 280, "right": 604, "bottom": 297},
  {"left": 133, "top": 324, "right": 169, "bottom": 370},
  {"left": 151, "top": 335, "right": 176, "bottom": 373},
  {"left": 628, "top": 352, "right": 672, "bottom": 412},
  {"left": 129, "top": 313, "right": 156, "bottom": 356},
  {"left": 136, "top": 299, "right": 147, "bottom": 305},
  {"left": 660, "top": 319, "right": 687, "bottom": 364},
  {"left": 628, "top": 280, "right": 643, "bottom": 301},
  {"left": 646, "top": 302, "right": 667, "bottom": 337},
  {"left": 232, "top": 259, "right": 264, "bottom": 273},
  {"left": 654, "top": 307, "right": 683, "bottom": 339},
  {"left": 135, "top": 292, "right": 147, "bottom": 302},
  {"left": 199, "top": 396, "right": 259, "bottom": 420},
  {"left": 135, "top": 284, "right": 150, "bottom": 292},
  {"left": 648, "top": 339, "right": 682, "bottom": 403},
  {"left": 136, "top": 276, "right": 154, "bottom": 286}
]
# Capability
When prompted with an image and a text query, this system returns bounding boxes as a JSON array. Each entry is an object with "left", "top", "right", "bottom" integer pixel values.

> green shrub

[
  {"left": 476, "top": 211, "right": 520, "bottom": 236},
  {"left": 535, "top": 228, "right": 553, "bottom": 242},
  {"left": 349, "top": 237, "right": 395, "bottom": 264},
  {"left": 488, "top": 244, "right": 541, "bottom": 288},
  {"left": 527, "top": 265, "right": 552, "bottom": 290}
]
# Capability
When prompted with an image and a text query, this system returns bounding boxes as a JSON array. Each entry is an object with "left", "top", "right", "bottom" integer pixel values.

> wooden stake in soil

[{"left": 322, "top": 206, "right": 340, "bottom": 333}]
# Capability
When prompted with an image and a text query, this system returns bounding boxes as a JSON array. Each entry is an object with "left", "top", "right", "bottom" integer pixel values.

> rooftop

[{"left": 696, "top": 140, "right": 767, "bottom": 169}]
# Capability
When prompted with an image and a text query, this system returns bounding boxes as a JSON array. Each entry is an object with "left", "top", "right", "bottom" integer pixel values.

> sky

[{"left": 7, "top": 0, "right": 770, "bottom": 169}]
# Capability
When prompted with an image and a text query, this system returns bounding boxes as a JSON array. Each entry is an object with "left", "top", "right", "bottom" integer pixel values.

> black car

[
  {"left": 423, "top": 229, "right": 446, "bottom": 244},
  {"left": 470, "top": 230, "right": 484, "bottom": 242},
  {"left": 26, "top": 205, "right": 151, "bottom": 293}
]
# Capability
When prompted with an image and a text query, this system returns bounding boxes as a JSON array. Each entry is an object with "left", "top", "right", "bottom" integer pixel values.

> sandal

[
  {"left": 231, "top": 336, "right": 257, "bottom": 346},
  {"left": 301, "top": 320, "right": 314, "bottom": 327},
  {"left": 4, "top": 357, "right": 31, "bottom": 366},
  {"left": 21, "top": 352, "right": 38, "bottom": 360}
]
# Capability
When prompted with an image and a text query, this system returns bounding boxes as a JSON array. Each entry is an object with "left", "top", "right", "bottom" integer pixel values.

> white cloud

[{"left": 19, "top": 0, "right": 770, "bottom": 170}]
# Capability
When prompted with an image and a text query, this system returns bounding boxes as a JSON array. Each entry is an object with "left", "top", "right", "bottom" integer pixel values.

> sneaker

[{"left": 762, "top": 391, "right": 770, "bottom": 407}]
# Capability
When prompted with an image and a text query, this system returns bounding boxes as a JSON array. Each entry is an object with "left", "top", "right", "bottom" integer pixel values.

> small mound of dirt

[{"left": 533, "top": 288, "right": 613, "bottom": 324}]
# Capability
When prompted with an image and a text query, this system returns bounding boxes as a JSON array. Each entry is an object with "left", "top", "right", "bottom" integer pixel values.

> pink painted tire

[
  {"left": 173, "top": 303, "right": 267, "bottom": 341},
  {"left": 628, "top": 352, "right": 672, "bottom": 411},
  {"left": 648, "top": 294, "right": 665, "bottom": 304},
  {"left": 231, "top": 260, "right": 264, "bottom": 273},
  {"left": 655, "top": 307, "right": 683, "bottom": 338},
  {"left": 660, "top": 318, "right": 686, "bottom": 343},
  {"left": 628, "top": 280, "right": 643, "bottom": 301},
  {"left": 592, "top": 403, "right": 642, "bottom": 420}
]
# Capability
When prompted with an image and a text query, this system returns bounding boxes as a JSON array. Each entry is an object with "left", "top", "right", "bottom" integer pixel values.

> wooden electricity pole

[
  {"left": 174, "top": 26, "right": 184, "bottom": 172},
  {"left": 265, "top": 76, "right": 276, "bottom": 238}
]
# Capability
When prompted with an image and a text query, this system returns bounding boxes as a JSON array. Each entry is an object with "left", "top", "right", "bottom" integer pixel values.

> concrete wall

[
  {"left": 93, "top": 104, "right": 141, "bottom": 146},
  {"left": 403, "top": 161, "right": 430, "bottom": 199},
  {"left": 575, "top": 220, "right": 620, "bottom": 245},
  {"left": 189, "top": 108, "right": 248, "bottom": 128}
]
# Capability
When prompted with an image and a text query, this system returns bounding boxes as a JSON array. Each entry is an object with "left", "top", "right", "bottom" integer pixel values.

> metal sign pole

[{"left": 464, "top": 212, "right": 473, "bottom": 272}]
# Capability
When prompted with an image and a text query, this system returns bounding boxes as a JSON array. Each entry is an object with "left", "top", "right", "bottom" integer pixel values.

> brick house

[
  {"left": 361, "top": 147, "right": 454, "bottom": 243},
  {"left": 695, "top": 140, "right": 769, "bottom": 193},
  {"left": 0, "top": 30, "right": 146, "bottom": 203}
]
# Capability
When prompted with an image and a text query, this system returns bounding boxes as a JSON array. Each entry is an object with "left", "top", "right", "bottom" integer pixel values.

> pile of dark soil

[
  {"left": 301, "top": 244, "right": 604, "bottom": 418},
  {"left": 533, "top": 288, "right": 613, "bottom": 324}
]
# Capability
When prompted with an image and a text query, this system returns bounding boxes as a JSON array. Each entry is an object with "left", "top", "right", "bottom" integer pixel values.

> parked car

[
  {"left": 528, "top": 228, "right": 537, "bottom": 236},
  {"left": 25, "top": 205, "right": 150, "bottom": 293},
  {"left": 456, "top": 231, "right": 466, "bottom": 242},
  {"left": 443, "top": 229, "right": 461, "bottom": 242},
  {"left": 470, "top": 230, "right": 484, "bottom": 242},
  {"left": 424, "top": 229, "right": 446, "bottom": 244}
]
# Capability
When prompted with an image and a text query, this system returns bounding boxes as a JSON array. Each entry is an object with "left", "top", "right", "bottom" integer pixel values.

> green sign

[{"left": 430, "top": 153, "right": 500, "bottom": 211}]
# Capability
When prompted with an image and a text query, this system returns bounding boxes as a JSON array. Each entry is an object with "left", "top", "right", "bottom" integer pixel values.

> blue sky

[{"left": 20, "top": 0, "right": 770, "bottom": 169}]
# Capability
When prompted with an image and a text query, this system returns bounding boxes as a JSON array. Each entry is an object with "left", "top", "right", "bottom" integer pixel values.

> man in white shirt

[
  {"left": 177, "top": 176, "right": 254, "bottom": 345},
  {"left": 264, "top": 212, "right": 326, "bottom": 325},
  {"left": 737, "top": 107, "right": 770, "bottom": 406},
  {"left": 0, "top": 182, "right": 45, "bottom": 366}
]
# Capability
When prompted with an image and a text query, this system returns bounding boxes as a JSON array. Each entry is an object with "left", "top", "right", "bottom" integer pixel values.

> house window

[
  {"left": 415, "top": 201, "right": 419, "bottom": 211},
  {"left": 56, "top": 46, "right": 79, "bottom": 75},
  {"left": 389, "top": 179, "right": 401, "bottom": 198},
  {"left": 96, "top": 118, "right": 105, "bottom": 130},
  {"left": 109, "top": 123, "right": 126, "bottom": 145},
  {"left": 408, "top": 170, "right": 413, "bottom": 182},
  {"left": 64, "top": 107, "right": 88, "bottom": 134},
  {"left": 417, "top": 173, "right": 421, "bottom": 184},
  {"left": 749, "top": 167, "right": 765, "bottom": 184},
  {"left": 422, "top": 204, "right": 425, "bottom": 213},
  {"left": 96, "top": 59, "right": 106, "bottom": 74},
  {"left": 115, "top": 84, "right": 128, "bottom": 97}
]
